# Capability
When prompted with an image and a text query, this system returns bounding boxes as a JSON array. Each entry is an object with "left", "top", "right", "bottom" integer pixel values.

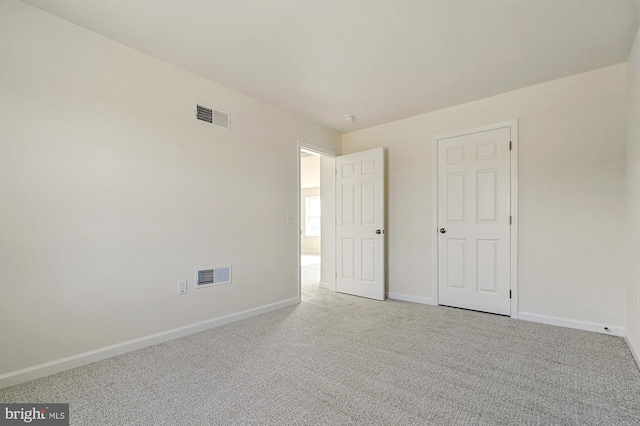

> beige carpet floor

[
  {"left": 1, "top": 283, "right": 639, "bottom": 425},
  {"left": 302, "top": 260, "right": 321, "bottom": 289}
]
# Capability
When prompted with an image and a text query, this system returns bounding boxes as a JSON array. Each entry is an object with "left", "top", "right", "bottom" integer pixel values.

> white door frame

[
  {"left": 431, "top": 120, "right": 519, "bottom": 318},
  {"left": 297, "top": 141, "right": 337, "bottom": 301}
]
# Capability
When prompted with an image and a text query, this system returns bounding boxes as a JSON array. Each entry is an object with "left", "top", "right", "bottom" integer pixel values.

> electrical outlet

[
  {"left": 177, "top": 279, "right": 187, "bottom": 295},
  {"left": 286, "top": 213, "right": 293, "bottom": 224}
]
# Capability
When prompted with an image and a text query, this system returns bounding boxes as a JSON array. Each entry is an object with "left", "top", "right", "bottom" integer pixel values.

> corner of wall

[{"left": 625, "top": 25, "right": 640, "bottom": 370}]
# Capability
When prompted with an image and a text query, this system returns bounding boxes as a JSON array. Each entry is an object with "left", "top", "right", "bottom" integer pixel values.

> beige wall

[
  {"left": 301, "top": 187, "right": 321, "bottom": 254},
  {"left": 0, "top": 0, "right": 340, "bottom": 376},
  {"left": 301, "top": 156, "right": 320, "bottom": 188},
  {"left": 343, "top": 64, "right": 627, "bottom": 328},
  {"left": 626, "top": 27, "right": 640, "bottom": 361}
]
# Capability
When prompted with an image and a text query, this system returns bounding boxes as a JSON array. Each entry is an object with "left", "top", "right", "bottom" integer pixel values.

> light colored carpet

[
  {"left": 302, "top": 261, "right": 321, "bottom": 291},
  {"left": 1, "top": 285, "right": 639, "bottom": 425}
]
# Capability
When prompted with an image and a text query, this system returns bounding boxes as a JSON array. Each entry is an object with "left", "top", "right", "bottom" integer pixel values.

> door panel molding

[
  {"left": 431, "top": 120, "right": 518, "bottom": 318},
  {"left": 336, "top": 147, "right": 385, "bottom": 300}
]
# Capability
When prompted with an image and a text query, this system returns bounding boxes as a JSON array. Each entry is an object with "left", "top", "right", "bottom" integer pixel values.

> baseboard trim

[
  {"left": 387, "top": 292, "right": 436, "bottom": 306},
  {"left": 0, "top": 297, "right": 299, "bottom": 390},
  {"left": 318, "top": 281, "right": 330, "bottom": 290},
  {"left": 625, "top": 334, "right": 640, "bottom": 371},
  {"left": 518, "top": 311, "right": 624, "bottom": 337}
]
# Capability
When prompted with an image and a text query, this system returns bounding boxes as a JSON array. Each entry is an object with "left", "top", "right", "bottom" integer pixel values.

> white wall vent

[
  {"left": 195, "top": 265, "right": 232, "bottom": 288},
  {"left": 194, "top": 103, "right": 230, "bottom": 130}
]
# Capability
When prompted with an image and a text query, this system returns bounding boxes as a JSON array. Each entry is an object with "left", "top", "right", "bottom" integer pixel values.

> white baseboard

[
  {"left": 387, "top": 292, "right": 436, "bottom": 306},
  {"left": 518, "top": 311, "right": 624, "bottom": 337},
  {"left": 625, "top": 334, "right": 640, "bottom": 371},
  {"left": 318, "top": 281, "right": 332, "bottom": 290},
  {"left": 0, "top": 297, "right": 299, "bottom": 390}
]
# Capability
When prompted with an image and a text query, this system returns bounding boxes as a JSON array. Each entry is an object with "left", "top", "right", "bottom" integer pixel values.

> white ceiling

[{"left": 21, "top": 0, "right": 640, "bottom": 133}]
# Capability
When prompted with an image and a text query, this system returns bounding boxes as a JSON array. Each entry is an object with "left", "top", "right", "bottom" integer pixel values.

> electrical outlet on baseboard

[{"left": 177, "top": 279, "right": 187, "bottom": 295}]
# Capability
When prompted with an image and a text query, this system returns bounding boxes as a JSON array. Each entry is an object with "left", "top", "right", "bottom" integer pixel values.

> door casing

[{"left": 431, "top": 120, "right": 519, "bottom": 318}]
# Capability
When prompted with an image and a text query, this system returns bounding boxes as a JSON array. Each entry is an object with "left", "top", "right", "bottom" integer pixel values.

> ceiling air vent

[
  {"left": 195, "top": 103, "right": 230, "bottom": 130},
  {"left": 195, "top": 265, "right": 232, "bottom": 288}
]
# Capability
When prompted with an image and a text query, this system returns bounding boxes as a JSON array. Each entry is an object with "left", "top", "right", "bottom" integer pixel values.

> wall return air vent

[
  {"left": 194, "top": 103, "right": 230, "bottom": 130},
  {"left": 195, "top": 265, "right": 232, "bottom": 288}
]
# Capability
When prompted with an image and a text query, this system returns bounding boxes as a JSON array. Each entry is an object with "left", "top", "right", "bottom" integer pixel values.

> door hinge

[
  {"left": 509, "top": 141, "right": 512, "bottom": 150},
  {"left": 509, "top": 290, "right": 512, "bottom": 299},
  {"left": 509, "top": 216, "right": 512, "bottom": 225}
]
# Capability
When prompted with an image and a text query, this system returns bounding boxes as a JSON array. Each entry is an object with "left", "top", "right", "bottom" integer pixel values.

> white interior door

[
  {"left": 437, "top": 127, "right": 511, "bottom": 315},
  {"left": 336, "top": 148, "right": 385, "bottom": 300}
]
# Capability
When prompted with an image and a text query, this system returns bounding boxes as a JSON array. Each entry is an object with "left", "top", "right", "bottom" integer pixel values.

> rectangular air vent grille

[
  {"left": 196, "top": 265, "right": 232, "bottom": 288},
  {"left": 195, "top": 103, "right": 230, "bottom": 130},
  {"left": 196, "top": 104, "right": 213, "bottom": 123}
]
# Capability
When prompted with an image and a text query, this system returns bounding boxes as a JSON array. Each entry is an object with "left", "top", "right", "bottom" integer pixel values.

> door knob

[
  {"left": 376, "top": 229, "right": 383, "bottom": 234},
  {"left": 439, "top": 228, "right": 446, "bottom": 234}
]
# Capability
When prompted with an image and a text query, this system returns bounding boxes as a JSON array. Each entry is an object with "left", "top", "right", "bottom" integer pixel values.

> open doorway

[
  {"left": 299, "top": 146, "right": 336, "bottom": 300},
  {"left": 300, "top": 151, "right": 321, "bottom": 292}
]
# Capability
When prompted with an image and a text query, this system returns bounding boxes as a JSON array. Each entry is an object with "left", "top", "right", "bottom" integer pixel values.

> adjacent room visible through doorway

[
  {"left": 299, "top": 147, "right": 335, "bottom": 299},
  {"left": 300, "top": 150, "right": 321, "bottom": 296}
]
